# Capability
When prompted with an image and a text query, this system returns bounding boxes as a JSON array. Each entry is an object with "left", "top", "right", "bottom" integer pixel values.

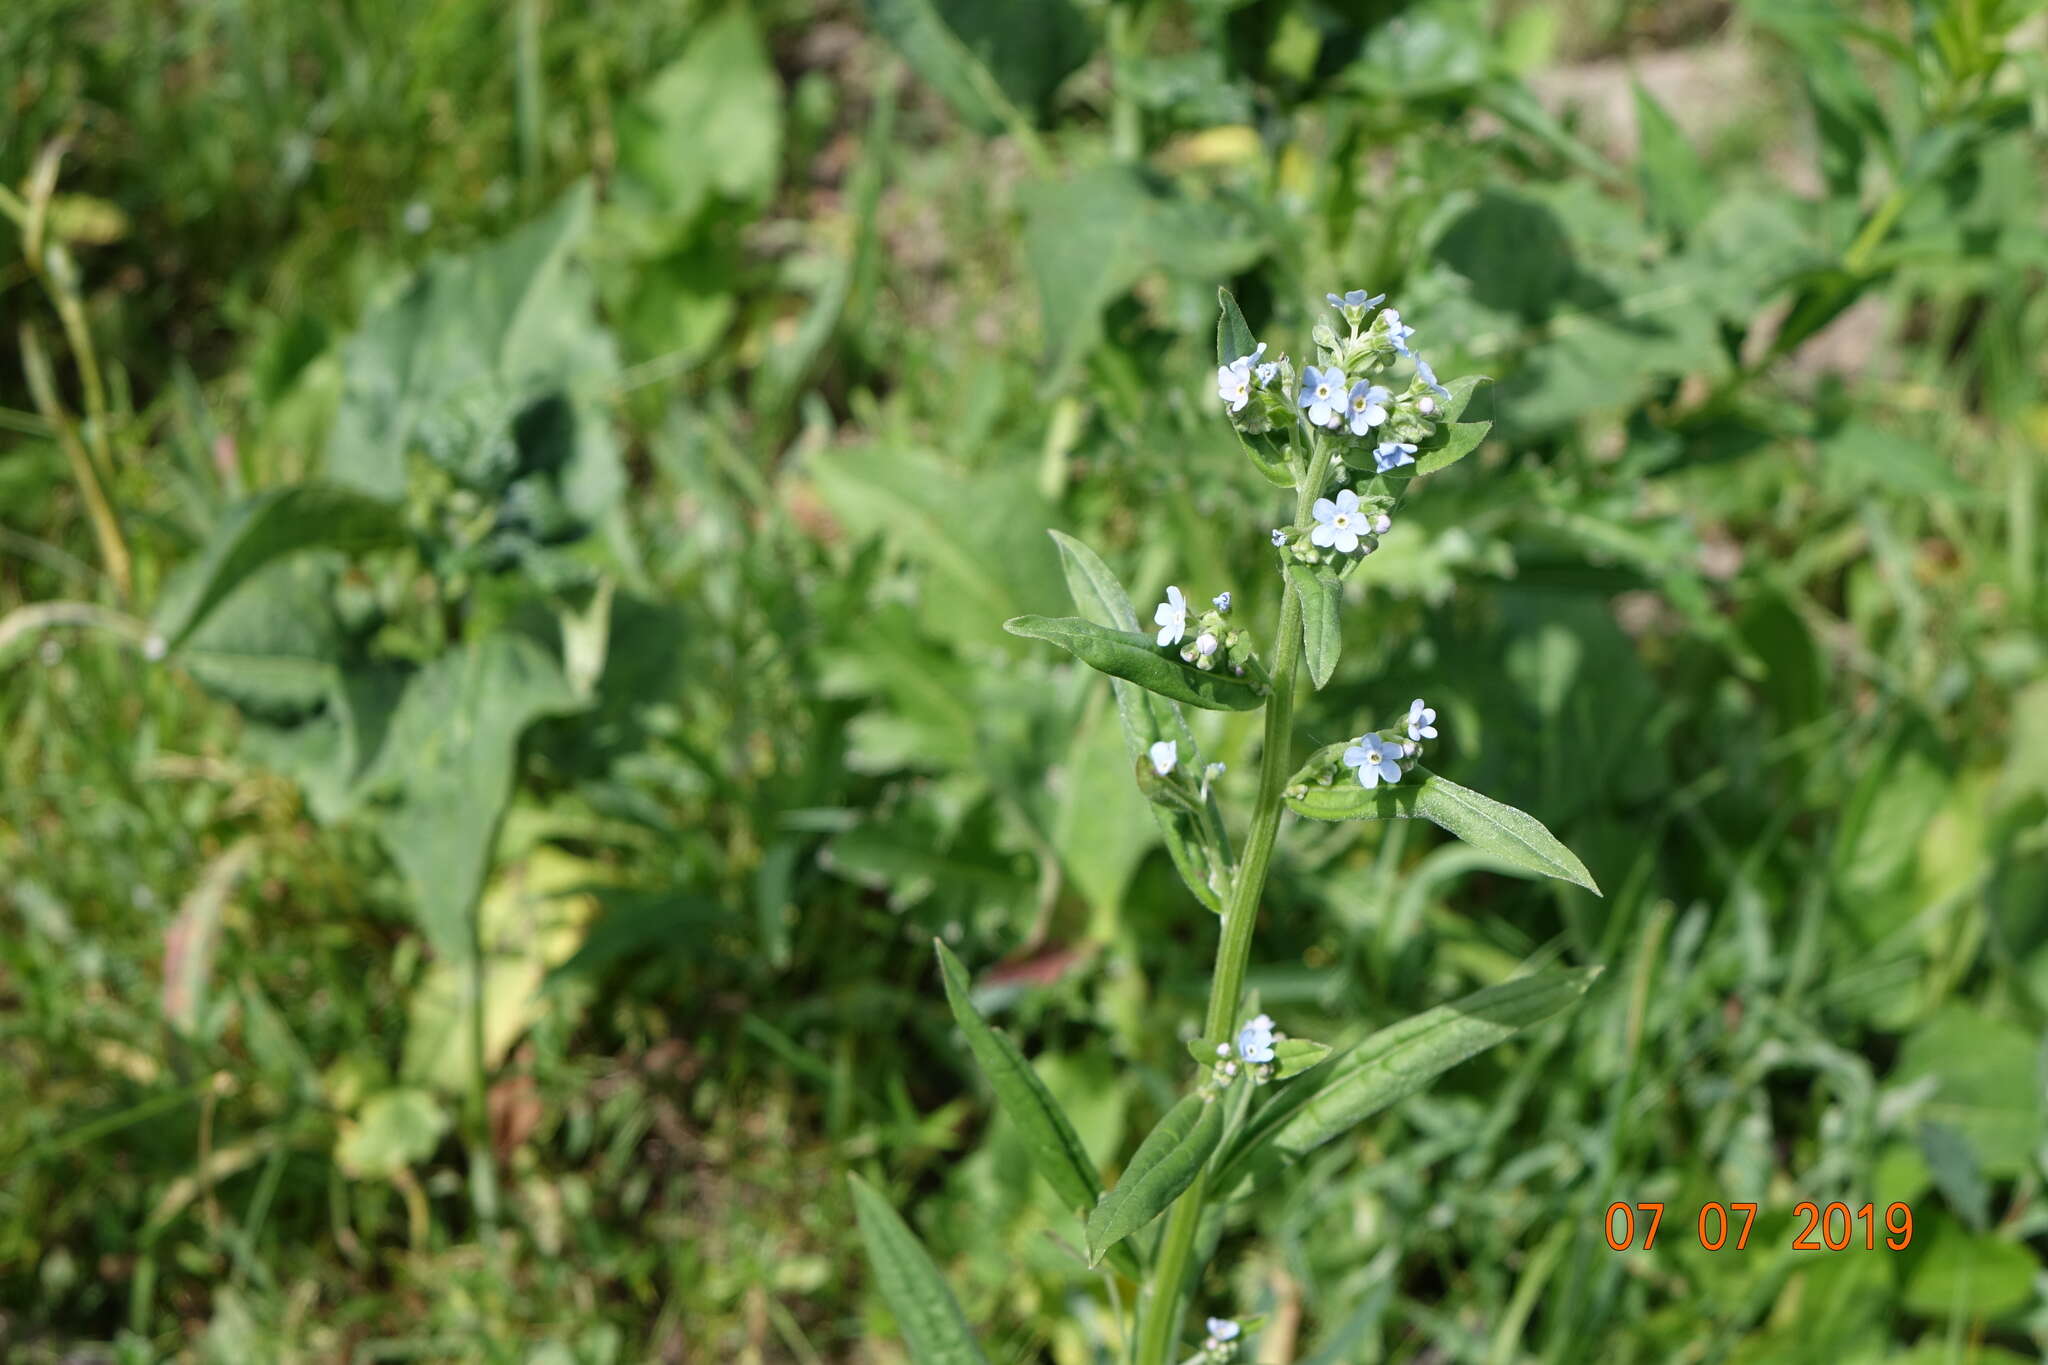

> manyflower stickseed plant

[{"left": 855, "top": 289, "right": 1603, "bottom": 1365}]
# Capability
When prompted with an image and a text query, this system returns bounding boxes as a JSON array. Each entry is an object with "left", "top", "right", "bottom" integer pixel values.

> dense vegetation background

[{"left": 3, "top": 0, "right": 2045, "bottom": 1360}]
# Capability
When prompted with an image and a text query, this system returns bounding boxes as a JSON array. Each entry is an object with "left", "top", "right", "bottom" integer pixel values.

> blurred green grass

[{"left": 3, "top": 0, "right": 2046, "bottom": 1361}]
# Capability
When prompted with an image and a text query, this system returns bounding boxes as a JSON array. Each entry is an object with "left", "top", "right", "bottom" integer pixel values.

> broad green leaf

[
  {"left": 1004, "top": 615, "right": 1266, "bottom": 712},
  {"left": 1285, "top": 762, "right": 1600, "bottom": 894},
  {"left": 1271, "top": 1038, "right": 1333, "bottom": 1080},
  {"left": 848, "top": 1174, "right": 991, "bottom": 1365},
  {"left": 1025, "top": 166, "right": 1262, "bottom": 391},
  {"left": 864, "top": 0, "right": 1092, "bottom": 133},
  {"left": 933, "top": 941, "right": 1100, "bottom": 1216},
  {"left": 1917, "top": 1122, "right": 1989, "bottom": 1231},
  {"left": 1085, "top": 1092, "right": 1224, "bottom": 1265},
  {"left": 1893, "top": 1006, "right": 2043, "bottom": 1175},
  {"left": 812, "top": 449, "right": 1061, "bottom": 637},
  {"left": 1429, "top": 373, "right": 1490, "bottom": 425},
  {"left": 1414, "top": 420, "right": 1491, "bottom": 477},
  {"left": 1046, "top": 531, "right": 1228, "bottom": 912},
  {"left": 613, "top": 9, "right": 782, "bottom": 230},
  {"left": 327, "top": 183, "right": 621, "bottom": 519},
  {"left": 1816, "top": 422, "right": 1975, "bottom": 500},
  {"left": 1216, "top": 287, "right": 1257, "bottom": 367},
  {"left": 1632, "top": 83, "right": 1712, "bottom": 237},
  {"left": 1236, "top": 429, "right": 1297, "bottom": 488},
  {"left": 1286, "top": 562, "right": 1341, "bottom": 690},
  {"left": 358, "top": 634, "right": 583, "bottom": 961},
  {"left": 1901, "top": 1222, "right": 2037, "bottom": 1318},
  {"left": 1231, "top": 968, "right": 1600, "bottom": 1166},
  {"left": 178, "top": 555, "right": 347, "bottom": 719},
  {"left": 334, "top": 1088, "right": 451, "bottom": 1180},
  {"left": 151, "top": 485, "right": 406, "bottom": 650}
]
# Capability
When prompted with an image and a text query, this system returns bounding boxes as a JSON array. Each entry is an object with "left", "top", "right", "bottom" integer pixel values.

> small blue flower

[
  {"left": 1213, "top": 591, "right": 1231, "bottom": 613},
  {"left": 1382, "top": 309, "right": 1416, "bottom": 357},
  {"left": 1149, "top": 739, "right": 1178, "bottom": 776},
  {"left": 1299, "top": 366, "right": 1349, "bottom": 428},
  {"left": 1254, "top": 360, "right": 1279, "bottom": 388},
  {"left": 1236, "top": 1014, "right": 1276, "bottom": 1064},
  {"left": 1373, "top": 440, "right": 1417, "bottom": 472},
  {"left": 1270, "top": 528, "right": 1288, "bottom": 547},
  {"left": 1346, "top": 380, "right": 1391, "bottom": 436},
  {"left": 1216, "top": 363, "right": 1250, "bottom": 413},
  {"left": 1326, "top": 288, "right": 1387, "bottom": 312},
  {"left": 1343, "top": 733, "right": 1403, "bottom": 788},
  {"left": 1407, "top": 698, "right": 1438, "bottom": 741},
  {"left": 1206, "top": 1317, "right": 1241, "bottom": 1343},
  {"left": 1154, "top": 586, "right": 1188, "bottom": 647},
  {"left": 1414, "top": 356, "right": 1452, "bottom": 401},
  {"left": 1310, "top": 489, "right": 1368, "bottom": 554}
]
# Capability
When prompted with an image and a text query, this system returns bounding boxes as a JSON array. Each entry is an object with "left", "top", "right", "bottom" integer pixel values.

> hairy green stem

[{"left": 1133, "top": 438, "right": 1331, "bottom": 1365}]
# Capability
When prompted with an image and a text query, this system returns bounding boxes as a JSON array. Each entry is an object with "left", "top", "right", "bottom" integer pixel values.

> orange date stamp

[{"left": 1604, "top": 1201, "right": 1914, "bottom": 1251}]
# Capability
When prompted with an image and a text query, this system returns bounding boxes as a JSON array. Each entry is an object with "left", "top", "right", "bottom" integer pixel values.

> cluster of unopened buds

[
  {"left": 1152, "top": 587, "right": 1255, "bottom": 674},
  {"left": 1343, "top": 698, "right": 1439, "bottom": 790},
  {"left": 1208, "top": 1012, "right": 1281, "bottom": 1088}
]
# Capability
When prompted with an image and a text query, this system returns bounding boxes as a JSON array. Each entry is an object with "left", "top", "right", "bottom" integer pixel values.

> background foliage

[{"left": 3, "top": 0, "right": 2046, "bottom": 1360}]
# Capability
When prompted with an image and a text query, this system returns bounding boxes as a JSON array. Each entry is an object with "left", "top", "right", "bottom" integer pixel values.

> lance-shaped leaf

[
  {"left": 1085, "top": 1092, "right": 1224, "bottom": 1265},
  {"left": 1286, "top": 562, "right": 1341, "bottom": 690},
  {"left": 933, "top": 942, "right": 1100, "bottom": 1215},
  {"left": 1345, "top": 375, "right": 1491, "bottom": 478},
  {"left": 1216, "top": 287, "right": 1258, "bottom": 367},
  {"left": 1005, "top": 615, "right": 1266, "bottom": 712},
  {"left": 1048, "top": 531, "right": 1227, "bottom": 912},
  {"left": 1271, "top": 1038, "right": 1333, "bottom": 1080},
  {"left": 151, "top": 484, "right": 409, "bottom": 651},
  {"left": 1221, "top": 968, "right": 1600, "bottom": 1175},
  {"left": 849, "top": 1174, "right": 991, "bottom": 1365},
  {"left": 1285, "top": 761, "right": 1599, "bottom": 895},
  {"left": 1415, "top": 419, "right": 1491, "bottom": 477}
]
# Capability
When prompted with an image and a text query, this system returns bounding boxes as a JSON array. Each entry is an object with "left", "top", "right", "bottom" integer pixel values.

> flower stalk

[{"left": 1133, "top": 434, "right": 1331, "bottom": 1365}]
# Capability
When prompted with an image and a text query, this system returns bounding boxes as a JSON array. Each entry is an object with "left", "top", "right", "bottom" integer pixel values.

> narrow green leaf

[
  {"left": 1048, "top": 528, "right": 1142, "bottom": 633},
  {"left": 1085, "top": 1092, "right": 1224, "bottom": 1265},
  {"left": 933, "top": 942, "right": 1100, "bottom": 1216},
  {"left": 849, "top": 1174, "right": 991, "bottom": 1365},
  {"left": 1632, "top": 83, "right": 1712, "bottom": 236},
  {"left": 1286, "top": 562, "right": 1341, "bottom": 690},
  {"left": 1047, "top": 531, "right": 1225, "bottom": 912},
  {"left": 1270, "top": 1038, "right": 1332, "bottom": 1080},
  {"left": 1226, "top": 968, "right": 1601, "bottom": 1169},
  {"left": 1004, "top": 615, "right": 1266, "bottom": 712},
  {"left": 1216, "top": 287, "right": 1257, "bottom": 367},
  {"left": 151, "top": 484, "right": 407, "bottom": 650},
  {"left": 1284, "top": 764, "right": 1600, "bottom": 894}
]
